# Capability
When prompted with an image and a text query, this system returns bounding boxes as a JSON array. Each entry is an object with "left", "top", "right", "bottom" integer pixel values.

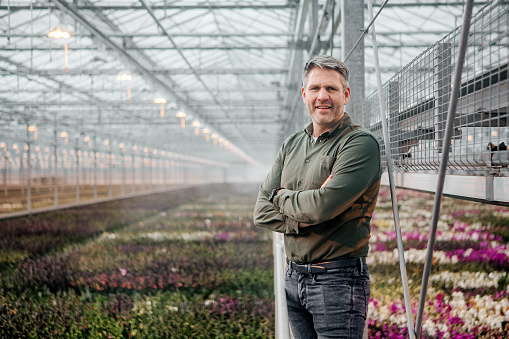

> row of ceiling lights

[{"left": 43, "top": 24, "right": 255, "bottom": 165}]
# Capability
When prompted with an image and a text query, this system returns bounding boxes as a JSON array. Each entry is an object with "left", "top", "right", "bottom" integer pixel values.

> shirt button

[{"left": 305, "top": 159, "right": 309, "bottom": 163}]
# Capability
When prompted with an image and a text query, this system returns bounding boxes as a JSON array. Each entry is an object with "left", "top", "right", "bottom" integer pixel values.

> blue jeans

[{"left": 285, "top": 259, "right": 370, "bottom": 339}]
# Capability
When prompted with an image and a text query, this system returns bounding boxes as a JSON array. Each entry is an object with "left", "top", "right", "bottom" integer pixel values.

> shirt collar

[{"left": 304, "top": 113, "right": 352, "bottom": 140}]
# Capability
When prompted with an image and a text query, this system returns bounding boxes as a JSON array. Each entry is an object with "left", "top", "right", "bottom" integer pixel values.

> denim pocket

[{"left": 307, "top": 272, "right": 369, "bottom": 338}]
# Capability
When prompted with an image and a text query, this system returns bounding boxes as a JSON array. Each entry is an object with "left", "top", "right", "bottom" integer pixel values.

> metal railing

[{"left": 354, "top": 1, "right": 508, "bottom": 174}]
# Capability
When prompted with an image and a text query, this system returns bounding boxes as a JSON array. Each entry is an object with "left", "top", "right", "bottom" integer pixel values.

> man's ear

[
  {"left": 344, "top": 86, "right": 351, "bottom": 105},
  {"left": 301, "top": 86, "right": 306, "bottom": 103}
]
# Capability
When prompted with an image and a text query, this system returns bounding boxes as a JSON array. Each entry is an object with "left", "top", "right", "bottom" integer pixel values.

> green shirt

[{"left": 253, "top": 113, "right": 382, "bottom": 264}]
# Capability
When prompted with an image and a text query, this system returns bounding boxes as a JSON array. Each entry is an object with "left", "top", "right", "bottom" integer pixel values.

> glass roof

[{"left": 0, "top": 0, "right": 490, "bottom": 169}]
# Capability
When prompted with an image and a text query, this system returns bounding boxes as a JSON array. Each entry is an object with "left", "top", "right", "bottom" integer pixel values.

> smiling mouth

[{"left": 316, "top": 105, "right": 331, "bottom": 110}]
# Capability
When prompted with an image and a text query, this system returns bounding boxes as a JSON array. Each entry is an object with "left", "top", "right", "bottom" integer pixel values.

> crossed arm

[{"left": 253, "top": 134, "right": 381, "bottom": 234}]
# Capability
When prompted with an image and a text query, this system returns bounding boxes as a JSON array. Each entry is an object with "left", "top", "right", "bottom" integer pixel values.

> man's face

[{"left": 302, "top": 68, "right": 350, "bottom": 129}]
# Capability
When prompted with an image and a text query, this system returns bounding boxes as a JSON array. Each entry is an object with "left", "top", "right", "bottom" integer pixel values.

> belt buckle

[{"left": 294, "top": 263, "right": 309, "bottom": 274}]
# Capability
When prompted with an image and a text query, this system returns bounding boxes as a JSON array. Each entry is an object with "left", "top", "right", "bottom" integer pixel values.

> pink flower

[{"left": 119, "top": 268, "right": 127, "bottom": 276}]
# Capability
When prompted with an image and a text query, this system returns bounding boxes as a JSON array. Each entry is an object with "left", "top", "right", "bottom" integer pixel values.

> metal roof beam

[
  {"left": 0, "top": 4, "right": 296, "bottom": 10},
  {"left": 371, "top": 1, "right": 489, "bottom": 7},
  {"left": 5, "top": 42, "right": 496, "bottom": 51},
  {"left": 1, "top": 2, "right": 489, "bottom": 10},
  {"left": 1, "top": 31, "right": 464, "bottom": 39},
  {"left": 0, "top": 68, "right": 288, "bottom": 76}
]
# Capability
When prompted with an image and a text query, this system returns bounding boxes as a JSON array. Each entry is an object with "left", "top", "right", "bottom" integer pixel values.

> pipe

[
  {"left": 366, "top": 1, "right": 416, "bottom": 338},
  {"left": 414, "top": 1, "right": 475, "bottom": 337}
]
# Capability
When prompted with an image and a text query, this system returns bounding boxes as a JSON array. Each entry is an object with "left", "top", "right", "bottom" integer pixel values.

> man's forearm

[
  {"left": 272, "top": 135, "right": 381, "bottom": 224},
  {"left": 253, "top": 189, "right": 300, "bottom": 234}
]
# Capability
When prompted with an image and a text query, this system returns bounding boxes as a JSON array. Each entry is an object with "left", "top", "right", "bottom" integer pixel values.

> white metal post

[{"left": 273, "top": 232, "right": 290, "bottom": 339}]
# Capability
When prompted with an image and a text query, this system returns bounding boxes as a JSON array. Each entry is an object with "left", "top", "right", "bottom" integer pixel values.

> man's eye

[{"left": 328, "top": 87, "right": 338, "bottom": 91}]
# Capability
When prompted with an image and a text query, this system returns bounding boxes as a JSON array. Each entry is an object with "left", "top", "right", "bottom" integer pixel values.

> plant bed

[{"left": 1, "top": 184, "right": 508, "bottom": 338}]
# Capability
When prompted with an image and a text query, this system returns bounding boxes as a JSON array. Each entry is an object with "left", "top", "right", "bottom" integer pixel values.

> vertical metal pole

[
  {"left": 415, "top": 1, "right": 474, "bottom": 337},
  {"left": 163, "top": 159, "right": 167, "bottom": 187},
  {"left": 54, "top": 130, "right": 58, "bottom": 206},
  {"left": 273, "top": 232, "right": 290, "bottom": 339},
  {"left": 19, "top": 152, "right": 23, "bottom": 194},
  {"left": 142, "top": 154, "right": 145, "bottom": 192},
  {"left": 93, "top": 140, "right": 97, "bottom": 200},
  {"left": 108, "top": 149, "right": 112, "bottom": 198},
  {"left": 3, "top": 160, "right": 7, "bottom": 197},
  {"left": 26, "top": 143, "right": 31, "bottom": 212},
  {"left": 150, "top": 155, "right": 154, "bottom": 190},
  {"left": 366, "top": 1, "right": 415, "bottom": 338},
  {"left": 121, "top": 149, "right": 125, "bottom": 196},
  {"left": 3, "top": 144, "right": 8, "bottom": 197},
  {"left": 132, "top": 151, "right": 136, "bottom": 194},
  {"left": 75, "top": 144, "right": 80, "bottom": 203}
]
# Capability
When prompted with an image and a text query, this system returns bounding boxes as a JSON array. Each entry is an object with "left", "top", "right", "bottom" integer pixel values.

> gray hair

[{"left": 302, "top": 55, "right": 349, "bottom": 89}]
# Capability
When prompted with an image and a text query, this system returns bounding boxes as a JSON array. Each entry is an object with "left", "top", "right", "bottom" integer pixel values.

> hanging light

[
  {"left": 176, "top": 112, "right": 187, "bottom": 128},
  {"left": 192, "top": 121, "right": 201, "bottom": 135},
  {"left": 83, "top": 136, "right": 92, "bottom": 147},
  {"left": 59, "top": 131, "right": 68, "bottom": 144},
  {"left": 211, "top": 134, "right": 218, "bottom": 145},
  {"left": 47, "top": 27, "right": 71, "bottom": 72},
  {"left": 202, "top": 128, "right": 210, "bottom": 141},
  {"left": 27, "top": 126, "right": 37, "bottom": 140},
  {"left": 116, "top": 73, "right": 133, "bottom": 103},
  {"left": 154, "top": 97, "right": 167, "bottom": 118}
]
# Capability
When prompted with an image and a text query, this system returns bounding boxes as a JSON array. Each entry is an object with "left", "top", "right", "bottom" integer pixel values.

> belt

[{"left": 288, "top": 257, "right": 365, "bottom": 274}]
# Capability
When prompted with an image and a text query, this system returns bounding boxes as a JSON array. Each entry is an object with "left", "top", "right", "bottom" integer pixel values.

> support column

[
  {"left": 75, "top": 144, "right": 80, "bottom": 203},
  {"left": 3, "top": 143, "right": 8, "bottom": 197},
  {"left": 26, "top": 145, "right": 31, "bottom": 212},
  {"left": 341, "top": 0, "right": 365, "bottom": 118},
  {"left": 54, "top": 131, "right": 58, "bottom": 206},
  {"left": 142, "top": 155, "right": 145, "bottom": 192},
  {"left": 132, "top": 152, "right": 136, "bottom": 194},
  {"left": 121, "top": 149, "right": 125, "bottom": 196},
  {"left": 3, "top": 160, "right": 7, "bottom": 197},
  {"left": 93, "top": 141, "right": 97, "bottom": 200},
  {"left": 108, "top": 150, "right": 112, "bottom": 198}
]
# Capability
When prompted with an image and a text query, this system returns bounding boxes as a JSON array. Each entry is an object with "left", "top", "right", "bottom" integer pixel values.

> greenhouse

[{"left": 1, "top": 1, "right": 508, "bottom": 338}]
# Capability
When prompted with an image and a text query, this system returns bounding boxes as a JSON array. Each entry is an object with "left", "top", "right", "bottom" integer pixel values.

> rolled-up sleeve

[
  {"left": 272, "top": 134, "right": 381, "bottom": 225},
  {"left": 253, "top": 146, "right": 301, "bottom": 234}
]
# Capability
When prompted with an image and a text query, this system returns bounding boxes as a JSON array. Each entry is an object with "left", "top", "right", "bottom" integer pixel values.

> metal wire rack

[{"left": 354, "top": 1, "right": 508, "bottom": 173}]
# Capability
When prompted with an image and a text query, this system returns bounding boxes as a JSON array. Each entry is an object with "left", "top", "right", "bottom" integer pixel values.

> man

[{"left": 253, "top": 55, "right": 381, "bottom": 339}]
